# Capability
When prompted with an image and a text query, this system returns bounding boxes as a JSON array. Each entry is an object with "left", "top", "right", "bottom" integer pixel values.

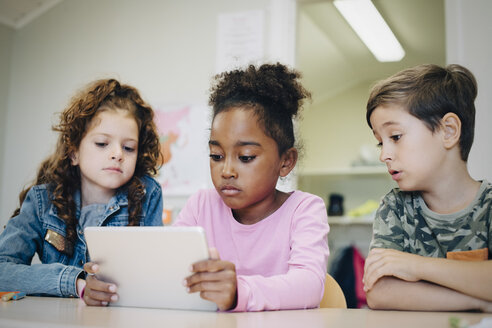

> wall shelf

[
  {"left": 298, "top": 166, "right": 392, "bottom": 263},
  {"left": 297, "top": 165, "right": 394, "bottom": 212},
  {"left": 328, "top": 215, "right": 374, "bottom": 225},
  {"left": 299, "top": 165, "right": 387, "bottom": 177}
]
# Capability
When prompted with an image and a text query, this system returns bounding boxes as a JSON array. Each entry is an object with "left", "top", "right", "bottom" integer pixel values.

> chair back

[{"left": 319, "top": 273, "right": 347, "bottom": 308}]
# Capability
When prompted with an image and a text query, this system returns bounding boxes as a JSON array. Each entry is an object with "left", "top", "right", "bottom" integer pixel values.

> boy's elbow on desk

[
  {"left": 366, "top": 290, "right": 388, "bottom": 310},
  {"left": 365, "top": 277, "right": 397, "bottom": 310}
]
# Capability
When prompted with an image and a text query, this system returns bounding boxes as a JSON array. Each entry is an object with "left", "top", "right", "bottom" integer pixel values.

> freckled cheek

[
  {"left": 127, "top": 155, "right": 138, "bottom": 167},
  {"left": 123, "top": 158, "right": 137, "bottom": 176},
  {"left": 128, "top": 162, "right": 137, "bottom": 174}
]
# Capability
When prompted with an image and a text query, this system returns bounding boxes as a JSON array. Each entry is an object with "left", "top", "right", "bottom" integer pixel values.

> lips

[
  {"left": 389, "top": 169, "right": 401, "bottom": 181},
  {"left": 220, "top": 185, "right": 241, "bottom": 196},
  {"left": 104, "top": 167, "right": 123, "bottom": 173}
]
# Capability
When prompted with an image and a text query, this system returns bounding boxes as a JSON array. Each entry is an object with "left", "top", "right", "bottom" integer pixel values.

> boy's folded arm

[
  {"left": 417, "top": 257, "right": 492, "bottom": 302},
  {"left": 366, "top": 276, "right": 490, "bottom": 312},
  {"left": 365, "top": 248, "right": 492, "bottom": 302}
]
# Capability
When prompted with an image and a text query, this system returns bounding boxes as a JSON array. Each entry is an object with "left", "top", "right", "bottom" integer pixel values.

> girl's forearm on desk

[{"left": 234, "top": 269, "right": 324, "bottom": 312}]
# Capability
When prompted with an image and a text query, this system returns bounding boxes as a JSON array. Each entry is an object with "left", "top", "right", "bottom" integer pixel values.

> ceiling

[
  {"left": 298, "top": 0, "right": 445, "bottom": 102},
  {"left": 0, "top": 0, "right": 444, "bottom": 101},
  {"left": 0, "top": 0, "right": 62, "bottom": 29}
]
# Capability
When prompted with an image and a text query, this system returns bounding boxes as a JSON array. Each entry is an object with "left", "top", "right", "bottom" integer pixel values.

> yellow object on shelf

[{"left": 347, "top": 200, "right": 379, "bottom": 217}]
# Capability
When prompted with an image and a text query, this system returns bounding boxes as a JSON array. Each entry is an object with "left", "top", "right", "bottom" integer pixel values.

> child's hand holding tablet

[
  {"left": 81, "top": 262, "right": 118, "bottom": 306},
  {"left": 184, "top": 247, "right": 237, "bottom": 311},
  {"left": 82, "top": 226, "right": 217, "bottom": 311}
]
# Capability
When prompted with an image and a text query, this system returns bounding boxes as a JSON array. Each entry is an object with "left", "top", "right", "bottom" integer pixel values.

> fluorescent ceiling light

[{"left": 333, "top": 0, "right": 405, "bottom": 62}]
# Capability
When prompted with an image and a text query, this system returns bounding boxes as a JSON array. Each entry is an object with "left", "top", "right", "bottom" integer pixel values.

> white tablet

[{"left": 84, "top": 226, "right": 217, "bottom": 311}]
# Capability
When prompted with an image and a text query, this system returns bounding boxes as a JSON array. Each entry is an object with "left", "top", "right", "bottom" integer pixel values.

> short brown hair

[{"left": 366, "top": 64, "right": 477, "bottom": 161}]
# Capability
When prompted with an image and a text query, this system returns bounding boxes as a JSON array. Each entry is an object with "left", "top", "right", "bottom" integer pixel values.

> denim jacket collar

[{"left": 48, "top": 188, "right": 130, "bottom": 227}]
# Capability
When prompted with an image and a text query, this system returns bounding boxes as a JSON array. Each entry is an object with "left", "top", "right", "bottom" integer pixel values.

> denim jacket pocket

[
  {"left": 44, "top": 229, "right": 73, "bottom": 256},
  {"left": 41, "top": 223, "right": 69, "bottom": 264}
]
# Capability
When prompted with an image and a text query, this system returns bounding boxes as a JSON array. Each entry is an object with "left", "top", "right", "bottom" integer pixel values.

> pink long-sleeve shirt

[{"left": 173, "top": 189, "right": 330, "bottom": 312}]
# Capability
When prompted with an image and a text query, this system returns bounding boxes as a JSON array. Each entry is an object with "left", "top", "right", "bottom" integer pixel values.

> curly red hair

[{"left": 12, "top": 79, "right": 161, "bottom": 255}]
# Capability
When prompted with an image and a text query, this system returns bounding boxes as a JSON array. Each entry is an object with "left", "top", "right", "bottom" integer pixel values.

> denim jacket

[{"left": 0, "top": 175, "right": 163, "bottom": 297}]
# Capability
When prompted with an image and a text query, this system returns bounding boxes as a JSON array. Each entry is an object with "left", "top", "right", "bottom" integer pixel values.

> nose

[
  {"left": 379, "top": 144, "right": 392, "bottom": 163},
  {"left": 111, "top": 145, "right": 123, "bottom": 161},
  {"left": 221, "top": 158, "right": 237, "bottom": 179}
]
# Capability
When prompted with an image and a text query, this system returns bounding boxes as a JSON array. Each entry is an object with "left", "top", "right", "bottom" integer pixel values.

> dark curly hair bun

[{"left": 209, "top": 63, "right": 311, "bottom": 154}]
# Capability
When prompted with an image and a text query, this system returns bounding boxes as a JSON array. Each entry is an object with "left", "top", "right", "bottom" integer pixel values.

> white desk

[{"left": 0, "top": 297, "right": 490, "bottom": 328}]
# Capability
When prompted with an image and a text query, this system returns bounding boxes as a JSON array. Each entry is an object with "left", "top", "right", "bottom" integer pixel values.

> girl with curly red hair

[{"left": 0, "top": 79, "right": 163, "bottom": 299}]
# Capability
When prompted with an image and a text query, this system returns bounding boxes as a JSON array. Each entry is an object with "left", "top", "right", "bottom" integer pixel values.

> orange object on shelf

[{"left": 162, "top": 208, "right": 173, "bottom": 225}]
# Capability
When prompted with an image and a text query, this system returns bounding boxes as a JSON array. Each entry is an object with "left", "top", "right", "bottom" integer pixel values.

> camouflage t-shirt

[{"left": 370, "top": 180, "right": 492, "bottom": 259}]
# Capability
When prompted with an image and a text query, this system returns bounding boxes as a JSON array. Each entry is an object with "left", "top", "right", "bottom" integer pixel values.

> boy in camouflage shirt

[{"left": 362, "top": 64, "right": 492, "bottom": 312}]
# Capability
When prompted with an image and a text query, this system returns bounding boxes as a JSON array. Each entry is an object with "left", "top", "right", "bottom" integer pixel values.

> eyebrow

[
  {"left": 373, "top": 120, "right": 400, "bottom": 132},
  {"left": 209, "top": 140, "right": 262, "bottom": 147},
  {"left": 372, "top": 120, "right": 402, "bottom": 136},
  {"left": 382, "top": 121, "right": 400, "bottom": 127},
  {"left": 91, "top": 132, "right": 138, "bottom": 143}
]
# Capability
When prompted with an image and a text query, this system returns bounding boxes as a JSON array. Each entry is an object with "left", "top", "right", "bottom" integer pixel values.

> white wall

[
  {"left": 446, "top": 0, "right": 492, "bottom": 181},
  {"left": 299, "top": 80, "right": 376, "bottom": 171},
  {"left": 0, "top": 0, "right": 295, "bottom": 230},
  {"left": 2, "top": 0, "right": 490, "bottom": 230},
  {"left": 0, "top": 24, "right": 14, "bottom": 224}
]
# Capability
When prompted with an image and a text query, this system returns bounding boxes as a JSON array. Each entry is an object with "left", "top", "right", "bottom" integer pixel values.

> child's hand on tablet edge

[
  {"left": 82, "top": 262, "right": 118, "bottom": 306},
  {"left": 184, "top": 247, "right": 237, "bottom": 311}
]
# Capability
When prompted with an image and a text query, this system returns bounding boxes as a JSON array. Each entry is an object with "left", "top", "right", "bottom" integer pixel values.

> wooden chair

[{"left": 319, "top": 273, "right": 347, "bottom": 308}]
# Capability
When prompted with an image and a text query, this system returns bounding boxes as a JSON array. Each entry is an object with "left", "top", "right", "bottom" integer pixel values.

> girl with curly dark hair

[
  {"left": 0, "top": 79, "right": 163, "bottom": 300},
  {"left": 174, "top": 63, "right": 330, "bottom": 311}
]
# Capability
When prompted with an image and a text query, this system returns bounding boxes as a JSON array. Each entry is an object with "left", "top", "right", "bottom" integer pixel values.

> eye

[
  {"left": 209, "top": 154, "right": 223, "bottom": 161},
  {"left": 376, "top": 142, "right": 382, "bottom": 148},
  {"left": 95, "top": 142, "right": 107, "bottom": 148},
  {"left": 390, "top": 134, "right": 402, "bottom": 142},
  {"left": 123, "top": 146, "right": 135, "bottom": 153},
  {"left": 239, "top": 155, "right": 256, "bottom": 163}
]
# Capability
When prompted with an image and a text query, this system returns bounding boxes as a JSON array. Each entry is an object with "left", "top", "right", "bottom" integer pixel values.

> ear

[
  {"left": 440, "top": 112, "right": 461, "bottom": 149},
  {"left": 279, "top": 148, "right": 298, "bottom": 178},
  {"left": 70, "top": 151, "right": 79, "bottom": 166}
]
